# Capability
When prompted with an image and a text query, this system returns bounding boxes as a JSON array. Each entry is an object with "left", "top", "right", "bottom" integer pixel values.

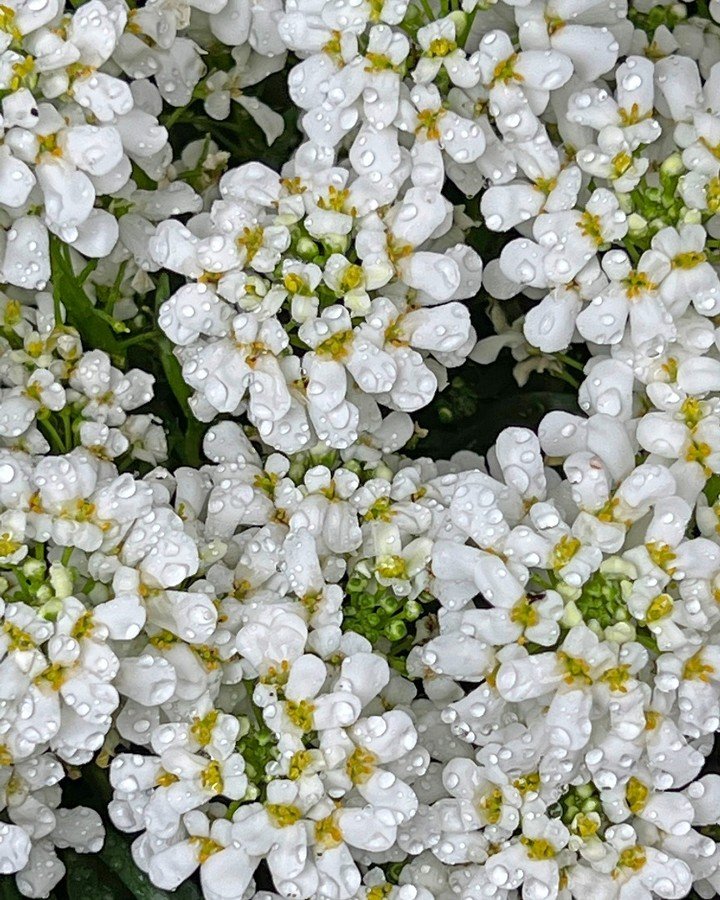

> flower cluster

[
  {"left": 0, "top": 288, "right": 164, "bottom": 462},
  {"left": 2, "top": 0, "right": 720, "bottom": 897},
  {"left": 153, "top": 155, "right": 480, "bottom": 451},
  {"left": 0, "top": 445, "right": 199, "bottom": 893}
]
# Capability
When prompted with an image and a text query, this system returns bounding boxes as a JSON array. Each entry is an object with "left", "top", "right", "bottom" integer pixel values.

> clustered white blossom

[
  {"left": 0, "top": 443, "right": 199, "bottom": 892},
  {"left": 3, "top": 0, "right": 720, "bottom": 897}
]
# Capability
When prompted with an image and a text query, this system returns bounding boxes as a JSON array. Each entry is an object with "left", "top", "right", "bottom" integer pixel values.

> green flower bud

[{"left": 385, "top": 619, "right": 407, "bottom": 641}]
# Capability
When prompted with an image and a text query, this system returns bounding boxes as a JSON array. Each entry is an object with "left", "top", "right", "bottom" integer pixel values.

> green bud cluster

[
  {"left": 235, "top": 716, "right": 278, "bottom": 800},
  {"left": 622, "top": 156, "right": 691, "bottom": 252},
  {"left": 628, "top": 2, "right": 686, "bottom": 37},
  {"left": 574, "top": 570, "right": 629, "bottom": 629},
  {"left": 344, "top": 571, "right": 425, "bottom": 650}
]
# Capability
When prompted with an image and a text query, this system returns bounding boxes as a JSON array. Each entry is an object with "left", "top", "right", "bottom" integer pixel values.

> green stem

[
  {"left": 556, "top": 352, "right": 586, "bottom": 373},
  {"left": 39, "top": 416, "right": 66, "bottom": 454}
]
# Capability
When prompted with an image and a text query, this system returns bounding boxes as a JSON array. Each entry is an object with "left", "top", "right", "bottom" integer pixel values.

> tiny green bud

[
  {"left": 604, "top": 621, "right": 636, "bottom": 644},
  {"left": 22, "top": 558, "right": 45, "bottom": 580},
  {"left": 404, "top": 600, "right": 422, "bottom": 620},
  {"left": 39, "top": 597, "right": 63, "bottom": 621},
  {"left": 561, "top": 599, "right": 583, "bottom": 628},
  {"left": 683, "top": 208, "right": 702, "bottom": 225},
  {"left": 627, "top": 212, "right": 648, "bottom": 234},
  {"left": 322, "top": 235, "right": 350, "bottom": 255},
  {"left": 372, "top": 463, "right": 394, "bottom": 482},
  {"left": 296, "top": 236, "right": 319, "bottom": 259},
  {"left": 49, "top": 562, "right": 74, "bottom": 599},
  {"left": 36, "top": 584, "right": 53, "bottom": 603},
  {"left": 660, "top": 152, "right": 684, "bottom": 177},
  {"left": 385, "top": 619, "right": 407, "bottom": 641}
]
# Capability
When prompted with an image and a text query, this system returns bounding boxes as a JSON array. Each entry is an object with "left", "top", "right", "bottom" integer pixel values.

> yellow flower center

[
  {"left": 558, "top": 651, "right": 592, "bottom": 685},
  {"left": 673, "top": 250, "right": 706, "bottom": 269},
  {"left": 428, "top": 37, "right": 457, "bottom": 57},
  {"left": 578, "top": 211, "right": 604, "bottom": 246},
  {"left": 551, "top": 534, "right": 581, "bottom": 570},
  {"left": 513, "top": 772, "right": 540, "bottom": 794},
  {"left": 266, "top": 803, "right": 303, "bottom": 828},
  {"left": 288, "top": 749, "right": 314, "bottom": 780},
  {"left": 600, "top": 665, "right": 631, "bottom": 692},
  {"left": 285, "top": 699, "right": 315, "bottom": 732},
  {"left": 190, "top": 836, "right": 223, "bottom": 864},
  {"left": 492, "top": 53, "right": 521, "bottom": 84},
  {"left": 625, "top": 776, "right": 649, "bottom": 813},
  {"left": 521, "top": 837, "right": 556, "bottom": 860},
  {"left": 200, "top": 760, "right": 224, "bottom": 794},
  {"left": 191, "top": 709, "right": 219, "bottom": 746},
  {"left": 316, "top": 328, "right": 354, "bottom": 361},
  {"left": 616, "top": 845, "right": 647, "bottom": 873},
  {"left": 646, "top": 541, "right": 676, "bottom": 573},
  {"left": 478, "top": 787, "right": 503, "bottom": 824},
  {"left": 346, "top": 747, "right": 377, "bottom": 784},
  {"left": 0, "top": 532, "right": 21, "bottom": 558},
  {"left": 510, "top": 596, "right": 539, "bottom": 629},
  {"left": 415, "top": 107, "right": 445, "bottom": 141},
  {"left": 683, "top": 651, "right": 715, "bottom": 682},
  {"left": 645, "top": 593, "right": 673, "bottom": 622},
  {"left": 376, "top": 554, "right": 407, "bottom": 579},
  {"left": 622, "top": 269, "right": 658, "bottom": 299},
  {"left": 314, "top": 813, "right": 343, "bottom": 849},
  {"left": 236, "top": 226, "right": 265, "bottom": 264}
]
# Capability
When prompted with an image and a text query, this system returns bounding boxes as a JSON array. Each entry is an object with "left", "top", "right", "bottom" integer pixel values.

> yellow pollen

[
  {"left": 428, "top": 37, "right": 457, "bottom": 57},
  {"left": 315, "top": 328, "right": 354, "bottom": 361},
  {"left": 625, "top": 776, "right": 649, "bottom": 813},
  {"left": 513, "top": 772, "right": 540, "bottom": 795},
  {"left": 622, "top": 269, "right": 658, "bottom": 299},
  {"left": 551, "top": 534, "right": 581, "bottom": 570},
  {"left": 510, "top": 596, "right": 539, "bottom": 629},
  {"left": 376, "top": 554, "right": 407, "bottom": 579},
  {"left": 646, "top": 541, "right": 677, "bottom": 573},
  {"left": 578, "top": 210, "right": 604, "bottom": 246},
  {"left": 190, "top": 836, "right": 223, "bottom": 864},
  {"left": 346, "top": 747, "right": 377, "bottom": 784},
  {"left": 600, "top": 664, "right": 631, "bottom": 692},
  {"left": 616, "top": 845, "right": 646, "bottom": 874},
  {"left": 0, "top": 532, "right": 21, "bottom": 558},
  {"left": 520, "top": 837, "right": 556, "bottom": 860},
  {"left": 236, "top": 226, "right": 265, "bottom": 263},
  {"left": 266, "top": 803, "right": 303, "bottom": 828},
  {"left": 415, "top": 107, "right": 445, "bottom": 141},
  {"left": 645, "top": 593, "right": 673, "bottom": 623},
  {"left": 285, "top": 699, "right": 315, "bottom": 732},
  {"left": 683, "top": 651, "right": 715, "bottom": 682},
  {"left": 314, "top": 813, "right": 343, "bottom": 849},
  {"left": 478, "top": 787, "right": 503, "bottom": 824},
  {"left": 191, "top": 709, "right": 219, "bottom": 746},
  {"left": 673, "top": 250, "right": 706, "bottom": 269},
  {"left": 492, "top": 53, "right": 521, "bottom": 84},
  {"left": 288, "top": 749, "right": 314, "bottom": 780},
  {"left": 156, "top": 770, "right": 180, "bottom": 788},
  {"left": 200, "top": 760, "right": 224, "bottom": 794},
  {"left": 558, "top": 651, "right": 592, "bottom": 685}
]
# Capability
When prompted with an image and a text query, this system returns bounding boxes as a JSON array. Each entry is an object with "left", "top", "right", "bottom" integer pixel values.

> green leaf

[
  {"left": 152, "top": 276, "right": 204, "bottom": 467},
  {"left": 417, "top": 390, "right": 579, "bottom": 458},
  {"left": 49, "top": 237, "right": 123, "bottom": 361},
  {"left": 705, "top": 474, "right": 720, "bottom": 506},
  {"left": 97, "top": 828, "right": 202, "bottom": 900},
  {"left": 0, "top": 876, "right": 24, "bottom": 900},
  {"left": 63, "top": 850, "right": 130, "bottom": 900}
]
